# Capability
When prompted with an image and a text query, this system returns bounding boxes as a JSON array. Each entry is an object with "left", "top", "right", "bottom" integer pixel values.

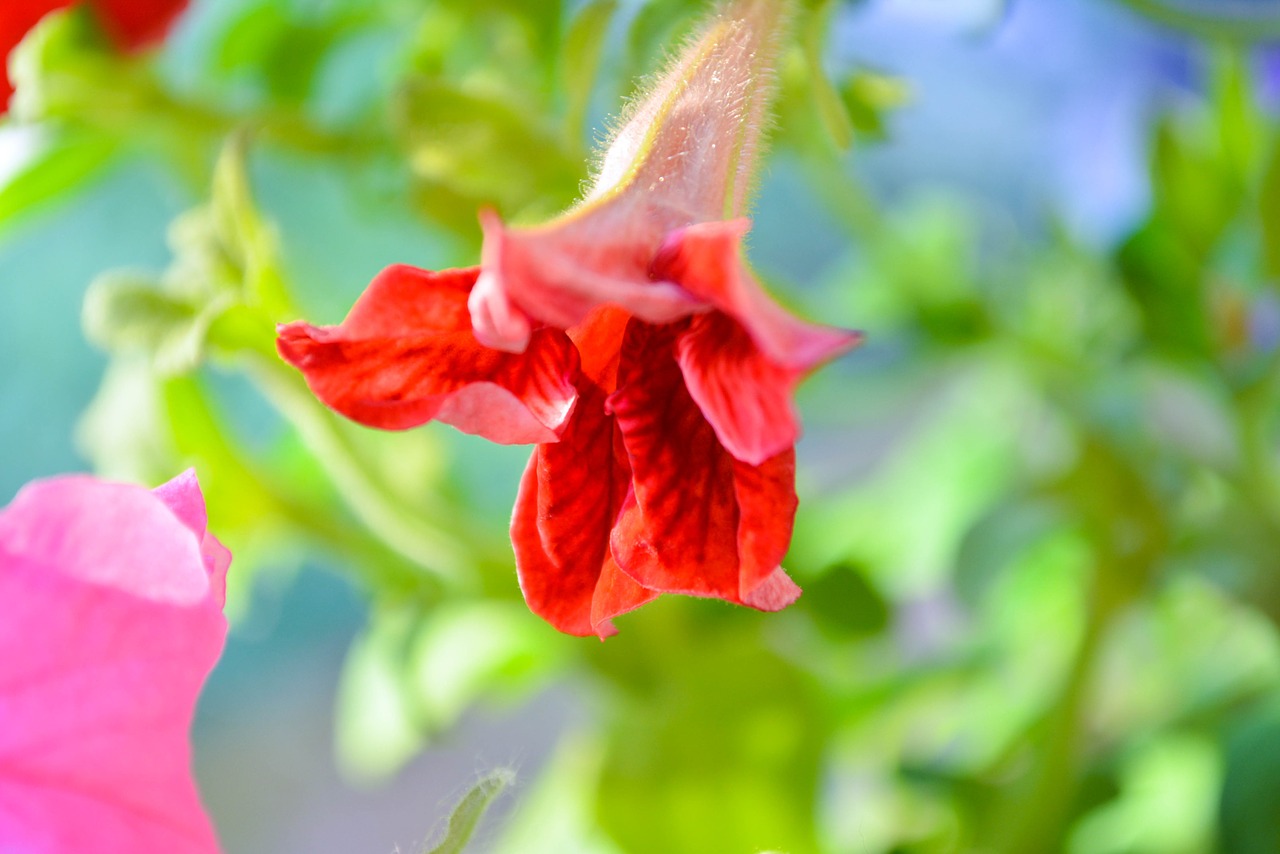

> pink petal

[
  {"left": 606, "top": 321, "right": 801, "bottom": 610},
  {"left": 277, "top": 264, "right": 580, "bottom": 444},
  {"left": 152, "top": 469, "right": 229, "bottom": 608},
  {"left": 0, "top": 474, "right": 227, "bottom": 852},
  {"left": 653, "top": 218, "right": 862, "bottom": 368}
]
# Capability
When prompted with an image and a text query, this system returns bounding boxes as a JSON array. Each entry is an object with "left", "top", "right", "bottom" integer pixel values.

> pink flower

[
  {"left": 277, "top": 0, "right": 860, "bottom": 637},
  {"left": 0, "top": 470, "right": 229, "bottom": 852}
]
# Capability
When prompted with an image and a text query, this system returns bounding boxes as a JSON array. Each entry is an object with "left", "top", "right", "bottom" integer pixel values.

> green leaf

[
  {"left": 0, "top": 133, "right": 118, "bottom": 228},
  {"left": 334, "top": 608, "right": 425, "bottom": 782},
  {"left": 82, "top": 271, "right": 228, "bottom": 375},
  {"left": 1220, "top": 702, "right": 1280, "bottom": 852},
  {"left": 839, "top": 68, "right": 911, "bottom": 141},
  {"left": 409, "top": 601, "right": 569, "bottom": 730},
  {"left": 208, "top": 134, "right": 293, "bottom": 317},
  {"left": 1258, "top": 135, "right": 1280, "bottom": 279},
  {"left": 392, "top": 78, "right": 582, "bottom": 216},
  {"left": 424, "top": 767, "right": 517, "bottom": 854},
  {"left": 560, "top": 0, "right": 618, "bottom": 140},
  {"left": 75, "top": 358, "right": 177, "bottom": 487},
  {"left": 592, "top": 619, "right": 826, "bottom": 854}
]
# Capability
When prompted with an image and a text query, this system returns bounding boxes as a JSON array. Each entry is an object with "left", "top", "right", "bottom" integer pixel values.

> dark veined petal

[
  {"left": 512, "top": 384, "right": 655, "bottom": 638},
  {"left": 277, "top": 264, "right": 580, "bottom": 445},
  {"left": 606, "top": 320, "right": 800, "bottom": 610},
  {"left": 675, "top": 310, "right": 803, "bottom": 466},
  {"left": 652, "top": 218, "right": 862, "bottom": 368}
]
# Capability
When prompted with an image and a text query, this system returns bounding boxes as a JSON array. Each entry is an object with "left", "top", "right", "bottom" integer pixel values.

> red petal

[
  {"left": 676, "top": 310, "right": 802, "bottom": 466},
  {"left": 468, "top": 209, "right": 700, "bottom": 349},
  {"left": 277, "top": 264, "right": 580, "bottom": 444},
  {"left": 90, "top": 0, "right": 188, "bottom": 50},
  {"left": 652, "top": 218, "right": 862, "bottom": 368},
  {"left": 607, "top": 321, "right": 800, "bottom": 609},
  {"left": 567, "top": 305, "right": 632, "bottom": 391},
  {"left": 512, "top": 384, "right": 654, "bottom": 638}
]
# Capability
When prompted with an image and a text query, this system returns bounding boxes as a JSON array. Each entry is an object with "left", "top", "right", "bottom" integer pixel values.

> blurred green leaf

[
  {"left": 561, "top": 0, "right": 618, "bottom": 140},
  {"left": 409, "top": 601, "right": 570, "bottom": 730},
  {"left": 799, "top": 562, "right": 891, "bottom": 639},
  {"left": 593, "top": 620, "right": 825, "bottom": 854},
  {"left": 392, "top": 78, "right": 582, "bottom": 218},
  {"left": 1220, "top": 701, "right": 1280, "bottom": 853},
  {"left": 839, "top": 69, "right": 912, "bottom": 141},
  {"left": 82, "top": 271, "right": 230, "bottom": 375},
  {"left": 1257, "top": 135, "right": 1280, "bottom": 280},
  {"left": 334, "top": 607, "right": 425, "bottom": 782},
  {"left": 0, "top": 133, "right": 118, "bottom": 228},
  {"left": 1068, "top": 734, "right": 1221, "bottom": 854}
]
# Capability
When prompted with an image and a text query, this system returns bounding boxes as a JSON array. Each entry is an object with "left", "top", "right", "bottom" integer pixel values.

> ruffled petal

[
  {"left": 0, "top": 474, "right": 227, "bottom": 853},
  {"left": 512, "top": 384, "right": 653, "bottom": 638},
  {"left": 676, "top": 310, "right": 803, "bottom": 466},
  {"left": 653, "top": 218, "right": 862, "bottom": 368},
  {"left": 607, "top": 321, "right": 800, "bottom": 610},
  {"left": 277, "top": 264, "right": 580, "bottom": 444},
  {"left": 152, "top": 469, "right": 230, "bottom": 607},
  {"left": 469, "top": 209, "right": 699, "bottom": 350}
]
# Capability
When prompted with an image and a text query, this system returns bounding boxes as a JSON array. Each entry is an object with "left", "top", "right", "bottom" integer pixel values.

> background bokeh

[{"left": 4, "top": 0, "right": 1280, "bottom": 851}]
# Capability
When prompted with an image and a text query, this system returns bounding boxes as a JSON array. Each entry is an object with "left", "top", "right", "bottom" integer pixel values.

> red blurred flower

[
  {"left": 278, "top": 0, "right": 860, "bottom": 637},
  {"left": 1, "top": 0, "right": 187, "bottom": 111},
  {"left": 0, "top": 470, "right": 228, "bottom": 851}
]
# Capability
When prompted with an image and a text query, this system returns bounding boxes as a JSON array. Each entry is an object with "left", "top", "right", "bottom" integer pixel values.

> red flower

[
  {"left": 278, "top": 0, "right": 861, "bottom": 637},
  {"left": 1, "top": 0, "right": 187, "bottom": 111}
]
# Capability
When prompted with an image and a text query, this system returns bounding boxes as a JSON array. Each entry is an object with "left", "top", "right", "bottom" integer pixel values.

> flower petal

[
  {"left": 152, "top": 469, "right": 230, "bottom": 607},
  {"left": 469, "top": 209, "right": 699, "bottom": 350},
  {"left": 607, "top": 321, "right": 800, "bottom": 610},
  {"left": 512, "top": 384, "right": 654, "bottom": 638},
  {"left": 676, "top": 310, "right": 803, "bottom": 466},
  {"left": 653, "top": 218, "right": 862, "bottom": 368},
  {"left": 277, "top": 264, "right": 580, "bottom": 444},
  {"left": 90, "top": 0, "right": 188, "bottom": 49},
  {"left": 0, "top": 475, "right": 226, "bottom": 853}
]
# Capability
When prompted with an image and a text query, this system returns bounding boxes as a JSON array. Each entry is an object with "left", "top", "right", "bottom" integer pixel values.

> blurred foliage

[{"left": 5, "top": 0, "right": 1280, "bottom": 852}]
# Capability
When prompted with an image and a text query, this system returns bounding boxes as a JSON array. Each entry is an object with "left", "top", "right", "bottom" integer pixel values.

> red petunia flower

[
  {"left": 278, "top": 0, "right": 861, "bottom": 637},
  {"left": 1, "top": 0, "right": 187, "bottom": 111}
]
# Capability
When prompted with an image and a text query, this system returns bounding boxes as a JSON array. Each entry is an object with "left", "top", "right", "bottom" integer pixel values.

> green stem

[
  {"left": 247, "top": 354, "right": 478, "bottom": 589},
  {"left": 987, "top": 567, "right": 1124, "bottom": 853}
]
